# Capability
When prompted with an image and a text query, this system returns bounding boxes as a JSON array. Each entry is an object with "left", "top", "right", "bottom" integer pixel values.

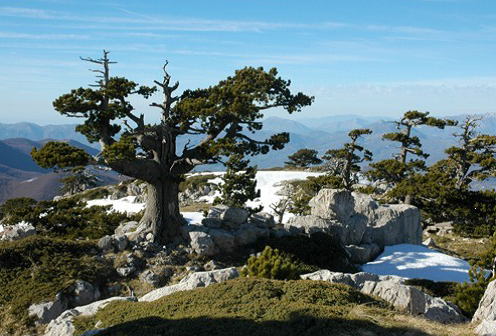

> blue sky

[{"left": 1, "top": 0, "right": 496, "bottom": 124}]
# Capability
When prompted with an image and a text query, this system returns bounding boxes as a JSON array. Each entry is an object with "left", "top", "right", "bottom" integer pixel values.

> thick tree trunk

[{"left": 137, "top": 177, "right": 184, "bottom": 244}]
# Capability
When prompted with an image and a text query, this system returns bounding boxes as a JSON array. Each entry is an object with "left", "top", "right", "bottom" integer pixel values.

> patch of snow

[
  {"left": 362, "top": 244, "right": 471, "bottom": 283},
  {"left": 199, "top": 171, "right": 321, "bottom": 223},
  {"left": 21, "top": 177, "right": 38, "bottom": 183},
  {"left": 182, "top": 212, "right": 204, "bottom": 225},
  {"left": 0, "top": 224, "right": 3, "bottom": 233},
  {"left": 86, "top": 196, "right": 145, "bottom": 214},
  {"left": 88, "top": 171, "right": 321, "bottom": 224}
]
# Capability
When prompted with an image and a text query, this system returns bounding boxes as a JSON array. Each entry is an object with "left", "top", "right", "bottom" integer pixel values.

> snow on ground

[
  {"left": 87, "top": 171, "right": 321, "bottom": 224},
  {"left": 362, "top": 244, "right": 471, "bottom": 283},
  {"left": 21, "top": 177, "right": 38, "bottom": 183},
  {"left": 85, "top": 172, "right": 474, "bottom": 283},
  {"left": 87, "top": 196, "right": 145, "bottom": 214},
  {"left": 198, "top": 171, "right": 322, "bottom": 223}
]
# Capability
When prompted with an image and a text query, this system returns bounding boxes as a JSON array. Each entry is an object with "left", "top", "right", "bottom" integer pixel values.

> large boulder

[
  {"left": 361, "top": 280, "right": 466, "bottom": 324},
  {"left": 209, "top": 229, "right": 236, "bottom": 252},
  {"left": 346, "top": 243, "right": 381, "bottom": 265},
  {"left": 310, "top": 189, "right": 354, "bottom": 222},
  {"left": 206, "top": 205, "right": 249, "bottom": 230},
  {"left": 44, "top": 297, "right": 136, "bottom": 336},
  {"left": 298, "top": 188, "right": 422, "bottom": 249},
  {"left": 473, "top": 279, "right": 496, "bottom": 335},
  {"left": 66, "top": 280, "right": 100, "bottom": 308},
  {"left": 361, "top": 204, "right": 422, "bottom": 246},
  {"left": 29, "top": 293, "right": 68, "bottom": 324},
  {"left": 189, "top": 231, "right": 218, "bottom": 256},
  {"left": 140, "top": 267, "right": 239, "bottom": 302},
  {"left": 301, "top": 270, "right": 466, "bottom": 324}
]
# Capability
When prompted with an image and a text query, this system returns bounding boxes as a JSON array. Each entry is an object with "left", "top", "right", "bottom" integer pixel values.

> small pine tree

[
  {"left": 367, "top": 111, "right": 455, "bottom": 185},
  {"left": 285, "top": 148, "right": 322, "bottom": 168},
  {"left": 31, "top": 141, "right": 96, "bottom": 196},
  {"left": 241, "top": 246, "right": 298, "bottom": 280},
  {"left": 444, "top": 115, "right": 496, "bottom": 189},
  {"left": 60, "top": 167, "right": 99, "bottom": 196},
  {"left": 322, "top": 128, "right": 372, "bottom": 190},
  {"left": 214, "top": 153, "right": 261, "bottom": 210}
]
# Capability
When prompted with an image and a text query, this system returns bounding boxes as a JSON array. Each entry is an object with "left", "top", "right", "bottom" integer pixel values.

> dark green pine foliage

[
  {"left": 41, "top": 51, "right": 313, "bottom": 243},
  {"left": 367, "top": 110, "right": 455, "bottom": 184},
  {"left": 214, "top": 153, "right": 261, "bottom": 210},
  {"left": 322, "top": 128, "right": 372, "bottom": 190},
  {"left": 30, "top": 141, "right": 96, "bottom": 195},
  {"left": 285, "top": 148, "right": 322, "bottom": 168},
  {"left": 241, "top": 246, "right": 298, "bottom": 280},
  {"left": 443, "top": 116, "right": 496, "bottom": 189}
]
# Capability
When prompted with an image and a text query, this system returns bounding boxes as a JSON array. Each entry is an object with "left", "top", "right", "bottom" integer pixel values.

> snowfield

[
  {"left": 87, "top": 170, "right": 322, "bottom": 224},
  {"left": 362, "top": 244, "right": 471, "bottom": 283},
  {"left": 86, "top": 171, "right": 472, "bottom": 283}
]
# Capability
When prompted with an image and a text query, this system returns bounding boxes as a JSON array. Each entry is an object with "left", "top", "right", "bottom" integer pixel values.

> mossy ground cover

[
  {"left": 75, "top": 278, "right": 474, "bottom": 336},
  {"left": 0, "top": 236, "right": 111, "bottom": 335}
]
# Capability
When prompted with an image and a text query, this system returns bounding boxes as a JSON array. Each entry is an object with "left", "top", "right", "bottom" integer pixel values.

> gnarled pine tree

[
  {"left": 321, "top": 128, "right": 372, "bottom": 190},
  {"left": 367, "top": 110, "right": 455, "bottom": 184},
  {"left": 50, "top": 51, "right": 313, "bottom": 243},
  {"left": 444, "top": 115, "right": 496, "bottom": 189}
]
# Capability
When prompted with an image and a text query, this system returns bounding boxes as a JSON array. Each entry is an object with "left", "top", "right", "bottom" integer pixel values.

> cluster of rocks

[
  {"left": 424, "top": 221, "right": 454, "bottom": 236},
  {"left": 105, "top": 178, "right": 216, "bottom": 206},
  {"left": 301, "top": 269, "right": 467, "bottom": 324},
  {"left": 0, "top": 221, "right": 36, "bottom": 241},
  {"left": 286, "top": 189, "right": 422, "bottom": 264},
  {"left": 44, "top": 267, "right": 238, "bottom": 336},
  {"left": 178, "top": 183, "right": 216, "bottom": 206},
  {"left": 181, "top": 205, "right": 276, "bottom": 256},
  {"left": 29, "top": 280, "right": 101, "bottom": 325},
  {"left": 473, "top": 279, "right": 496, "bottom": 335}
]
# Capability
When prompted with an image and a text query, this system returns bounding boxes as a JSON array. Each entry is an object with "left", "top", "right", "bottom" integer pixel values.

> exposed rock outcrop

[
  {"left": 139, "top": 267, "right": 239, "bottom": 302},
  {"left": 301, "top": 269, "right": 466, "bottom": 325},
  {"left": 286, "top": 189, "right": 422, "bottom": 263},
  {"left": 0, "top": 221, "right": 36, "bottom": 241},
  {"left": 29, "top": 280, "right": 100, "bottom": 325},
  {"left": 182, "top": 205, "right": 274, "bottom": 256},
  {"left": 44, "top": 297, "right": 136, "bottom": 336},
  {"left": 473, "top": 279, "right": 496, "bottom": 336}
]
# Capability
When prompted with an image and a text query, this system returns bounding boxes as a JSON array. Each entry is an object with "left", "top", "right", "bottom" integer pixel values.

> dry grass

[
  {"left": 180, "top": 202, "right": 211, "bottom": 213},
  {"left": 347, "top": 305, "right": 476, "bottom": 336},
  {"left": 424, "top": 233, "right": 491, "bottom": 260}
]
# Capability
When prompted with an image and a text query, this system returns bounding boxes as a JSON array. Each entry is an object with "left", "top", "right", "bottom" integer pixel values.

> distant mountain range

[{"left": 0, "top": 113, "right": 494, "bottom": 203}]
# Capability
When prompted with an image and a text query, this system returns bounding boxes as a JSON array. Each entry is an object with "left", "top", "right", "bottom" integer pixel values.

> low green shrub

[
  {"left": 450, "top": 235, "right": 496, "bottom": 317},
  {"left": 1, "top": 198, "right": 133, "bottom": 240},
  {"left": 74, "top": 278, "right": 389, "bottom": 336},
  {"left": 179, "top": 174, "right": 216, "bottom": 192},
  {"left": 241, "top": 246, "right": 298, "bottom": 280},
  {"left": 0, "top": 236, "right": 110, "bottom": 334},
  {"left": 257, "top": 232, "right": 358, "bottom": 274}
]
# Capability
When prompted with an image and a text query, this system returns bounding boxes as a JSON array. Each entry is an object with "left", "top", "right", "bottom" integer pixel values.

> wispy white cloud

[{"left": 0, "top": 32, "right": 90, "bottom": 40}]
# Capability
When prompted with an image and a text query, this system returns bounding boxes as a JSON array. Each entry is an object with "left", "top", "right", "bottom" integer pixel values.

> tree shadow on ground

[{"left": 97, "top": 312, "right": 434, "bottom": 336}]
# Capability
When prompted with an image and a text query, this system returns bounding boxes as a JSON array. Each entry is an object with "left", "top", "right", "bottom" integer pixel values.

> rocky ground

[{"left": 0, "top": 171, "right": 494, "bottom": 335}]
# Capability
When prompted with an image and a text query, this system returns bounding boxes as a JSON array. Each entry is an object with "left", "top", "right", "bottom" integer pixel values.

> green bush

[
  {"left": 258, "top": 232, "right": 358, "bottom": 274},
  {"left": 1, "top": 198, "right": 133, "bottom": 240},
  {"left": 288, "top": 175, "right": 343, "bottom": 215},
  {"left": 0, "top": 236, "right": 110, "bottom": 334},
  {"left": 0, "top": 197, "right": 37, "bottom": 223},
  {"left": 450, "top": 236, "right": 496, "bottom": 317},
  {"left": 74, "top": 278, "right": 390, "bottom": 336},
  {"left": 241, "top": 246, "right": 298, "bottom": 280},
  {"left": 179, "top": 174, "right": 216, "bottom": 192}
]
